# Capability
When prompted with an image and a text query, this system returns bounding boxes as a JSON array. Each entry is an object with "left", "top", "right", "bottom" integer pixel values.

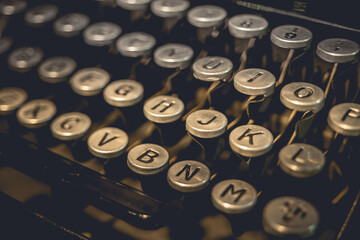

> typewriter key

[
  {"left": 70, "top": 67, "right": 110, "bottom": 97},
  {"left": 0, "top": 0, "right": 26, "bottom": 16},
  {"left": 187, "top": 5, "right": 226, "bottom": 29},
  {"left": 279, "top": 143, "right": 325, "bottom": 178},
  {"left": 167, "top": 160, "right": 210, "bottom": 193},
  {"left": 38, "top": 56, "right": 77, "bottom": 84},
  {"left": 151, "top": 0, "right": 189, "bottom": 19},
  {"left": 88, "top": 127, "right": 128, "bottom": 160},
  {"left": 154, "top": 43, "right": 194, "bottom": 70},
  {"left": 50, "top": 112, "right": 92, "bottom": 141},
  {"left": 228, "top": 14, "right": 268, "bottom": 39},
  {"left": 234, "top": 68, "right": 275, "bottom": 97},
  {"left": 116, "top": 32, "right": 156, "bottom": 58},
  {"left": 83, "top": 21, "right": 122, "bottom": 47},
  {"left": 211, "top": 179, "right": 257, "bottom": 214},
  {"left": 316, "top": 38, "right": 359, "bottom": 64},
  {"left": 192, "top": 56, "right": 233, "bottom": 82},
  {"left": 327, "top": 103, "right": 360, "bottom": 137},
  {"left": 143, "top": 95, "right": 185, "bottom": 145},
  {"left": 127, "top": 143, "right": 169, "bottom": 176},
  {"left": 263, "top": 196, "right": 319, "bottom": 238},
  {"left": 7, "top": 46, "right": 43, "bottom": 72},
  {"left": 16, "top": 99, "right": 57, "bottom": 129},
  {"left": 270, "top": 25, "right": 312, "bottom": 50},
  {"left": 186, "top": 109, "right": 227, "bottom": 162},
  {"left": 229, "top": 124, "right": 273, "bottom": 158},
  {"left": 280, "top": 82, "right": 325, "bottom": 113},
  {"left": 24, "top": 4, "right": 59, "bottom": 26},
  {"left": 0, "top": 87, "right": 27, "bottom": 115},
  {"left": 316, "top": 38, "right": 359, "bottom": 98},
  {"left": 53, "top": 13, "right": 90, "bottom": 38},
  {"left": 103, "top": 79, "right": 145, "bottom": 129},
  {"left": 16, "top": 98, "right": 57, "bottom": 145}
]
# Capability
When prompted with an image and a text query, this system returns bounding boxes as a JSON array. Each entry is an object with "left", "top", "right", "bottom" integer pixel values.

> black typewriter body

[{"left": 0, "top": 1, "right": 359, "bottom": 240}]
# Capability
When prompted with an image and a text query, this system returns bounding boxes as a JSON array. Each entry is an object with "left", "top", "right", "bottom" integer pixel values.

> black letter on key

[
  {"left": 197, "top": 115, "right": 217, "bottom": 125},
  {"left": 115, "top": 85, "right": 134, "bottom": 96},
  {"left": 221, "top": 184, "right": 247, "bottom": 203},
  {"left": 98, "top": 132, "right": 119, "bottom": 146},
  {"left": 282, "top": 201, "right": 307, "bottom": 222},
  {"left": 136, "top": 149, "right": 159, "bottom": 164},
  {"left": 237, "top": 128, "right": 263, "bottom": 145},
  {"left": 151, "top": 100, "right": 175, "bottom": 113},
  {"left": 341, "top": 108, "right": 360, "bottom": 121},
  {"left": 176, "top": 164, "right": 200, "bottom": 180}
]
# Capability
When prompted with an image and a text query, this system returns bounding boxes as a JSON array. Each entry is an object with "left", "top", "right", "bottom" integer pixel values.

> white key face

[
  {"left": 187, "top": 5, "right": 227, "bottom": 28},
  {"left": 103, "top": 80, "right": 144, "bottom": 107},
  {"left": 38, "top": 56, "right": 77, "bottom": 83},
  {"left": 53, "top": 13, "right": 90, "bottom": 37},
  {"left": 154, "top": 43, "right": 193, "bottom": 69},
  {"left": 8, "top": 46, "right": 44, "bottom": 71},
  {"left": 211, "top": 179, "right": 257, "bottom": 214},
  {"left": 51, "top": 112, "right": 92, "bottom": 141},
  {"left": 151, "top": 0, "right": 190, "bottom": 18},
  {"left": 327, "top": 103, "right": 360, "bottom": 136},
  {"left": 271, "top": 25, "right": 312, "bottom": 49},
  {"left": 167, "top": 160, "right": 210, "bottom": 193},
  {"left": 234, "top": 68, "right": 276, "bottom": 96},
  {"left": 228, "top": 14, "right": 268, "bottom": 38},
  {"left": 143, "top": 95, "right": 184, "bottom": 123},
  {"left": 0, "top": 87, "right": 27, "bottom": 114},
  {"left": 116, "top": 32, "right": 156, "bottom": 57},
  {"left": 83, "top": 22, "right": 122, "bottom": 47},
  {"left": 316, "top": 38, "right": 359, "bottom": 63},
  {"left": 192, "top": 56, "right": 233, "bottom": 82},
  {"left": 25, "top": 5, "right": 59, "bottom": 25},
  {"left": 70, "top": 68, "right": 110, "bottom": 96}
]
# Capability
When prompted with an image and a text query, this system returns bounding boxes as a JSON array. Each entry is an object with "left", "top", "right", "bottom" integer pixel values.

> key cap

[
  {"left": 270, "top": 25, "right": 312, "bottom": 49},
  {"left": 53, "top": 13, "right": 90, "bottom": 38},
  {"left": 154, "top": 43, "right": 194, "bottom": 69},
  {"left": 211, "top": 179, "right": 257, "bottom": 214},
  {"left": 151, "top": 0, "right": 189, "bottom": 19},
  {"left": 187, "top": 5, "right": 226, "bottom": 29},
  {"left": 38, "top": 56, "right": 77, "bottom": 84},
  {"left": 279, "top": 143, "right": 326, "bottom": 178},
  {"left": 192, "top": 56, "right": 233, "bottom": 82},
  {"left": 327, "top": 102, "right": 360, "bottom": 137},
  {"left": 24, "top": 4, "right": 59, "bottom": 27},
  {"left": 116, "top": 0, "right": 152, "bottom": 11},
  {"left": 143, "top": 95, "right": 184, "bottom": 124},
  {"left": 0, "top": 87, "right": 27, "bottom": 115},
  {"left": 7, "top": 46, "right": 44, "bottom": 72},
  {"left": 234, "top": 68, "right": 276, "bottom": 97},
  {"left": 280, "top": 82, "right": 325, "bottom": 113},
  {"left": 263, "top": 196, "right": 319, "bottom": 238},
  {"left": 116, "top": 32, "right": 156, "bottom": 58},
  {"left": 103, "top": 79, "right": 144, "bottom": 107},
  {"left": 228, "top": 14, "right": 268, "bottom": 39},
  {"left": 167, "top": 160, "right": 210, "bottom": 193},
  {"left": 0, "top": 0, "right": 26, "bottom": 16},
  {"left": 83, "top": 21, "right": 122, "bottom": 47},
  {"left": 316, "top": 38, "right": 359, "bottom": 64}
]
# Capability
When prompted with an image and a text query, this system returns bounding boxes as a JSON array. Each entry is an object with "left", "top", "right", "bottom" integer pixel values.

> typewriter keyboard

[{"left": 0, "top": 0, "right": 359, "bottom": 239}]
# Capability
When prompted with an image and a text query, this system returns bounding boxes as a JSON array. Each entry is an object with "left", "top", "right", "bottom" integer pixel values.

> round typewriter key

[
  {"left": 154, "top": 43, "right": 194, "bottom": 69},
  {"left": 53, "top": 13, "right": 90, "bottom": 38},
  {"left": 116, "top": 32, "right": 156, "bottom": 58},
  {"left": 280, "top": 82, "right": 325, "bottom": 112},
  {"left": 83, "top": 22, "right": 122, "bottom": 47},
  {"left": 279, "top": 143, "right": 325, "bottom": 178},
  {"left": 192, "top": 56, "right": 233, "bottom": 82},
  {"left": 0, "top": 0, "right": 26, "bottom": 15},
  {"left": 38, "top": 56, "right": 77, "bottom": 84},
  {"left": 211, "top": 179, "right": 257, "bottom": 214},
  {"left": 316, "top": 38, "right": 359, "bottom": 64},
  {"left": 228, "top": 14, "right": 268, "bottom": 39},
  {"left": 263, "top": 196, "right": 319, "bottom": 238},
  {"left": 186, "top": 109, "right": 227, "bottom": 139},
  {"left": 143, "top": 95, "right": 184, "bottom": 124},
  {"left": 70, "top": 67, "right": 110, "bottom": 97},
  {"left": 270, "top": 25, "right": 312, "bottom": 49},
  {"left": 127, "top": 143, "right": 169, "bottom": 176},
  {"left": 50, "top": 112, "right": 91, "bottom": 141},
  {"left": 116, "top": 0, "right": 152, "bottom": 10},
  {"left": 151, "top": 0, "right": 190, "bottom": 19},
  {"left": 234, "top": 68, "right": 276, "bottom": 97},
  {"left": 24, "top": 5, "right": 59, "bottom": 26},
  {"left": 0, "top": 37, "right": 12, "bottom": 55},
  {"left": 187, "top": 5, "right": 227, "bottom": 28},
  {"left": 229, "top": 125, "right": 273, "bottom": 158},
  {"left": 327, "top": 103, "right": 360, "bottom": 137},
  {"left": 16, "top": 99, "right": 56, "bottom": 129},
  {"left": 7, "top": 46, "right": 44, "bottom": 72},
  {"left": 0, "top": 87, "right": 27, "bottom": 115},
  {"left": 103, "top": 80, "right": 144, "bottom": 107},
  {"left": 87, "top": 127, "right": 128, "bottom": 159},
  {"left": 167, "top": 160, "right": 210, "bottom": 193}
]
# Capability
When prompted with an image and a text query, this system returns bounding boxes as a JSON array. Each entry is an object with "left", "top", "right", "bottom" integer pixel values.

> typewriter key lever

[{"left": 0, "top": 132, "right": 171, "bottom": 229}]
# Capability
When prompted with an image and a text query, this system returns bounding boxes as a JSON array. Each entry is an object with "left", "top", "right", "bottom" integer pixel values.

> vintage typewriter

[{"left": 0, "top": 0, "right": 359, "bottom": 239}]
